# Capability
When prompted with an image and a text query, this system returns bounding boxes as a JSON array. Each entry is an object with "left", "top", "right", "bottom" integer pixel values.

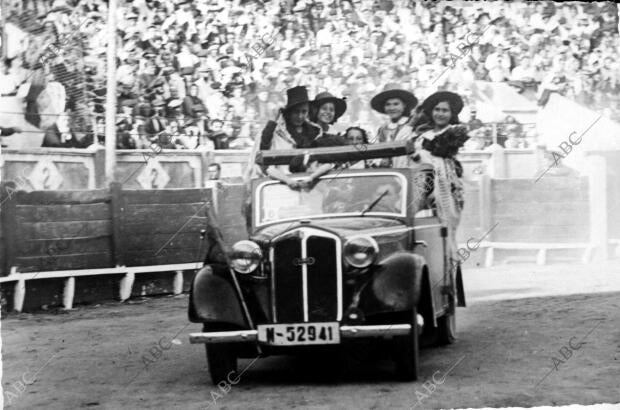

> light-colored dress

[
  {"left": 373, "top": 116, "right": 415, "bottom": 168},
  {"left": 415, "top": 126, "right": 465, "bottom": 261}
]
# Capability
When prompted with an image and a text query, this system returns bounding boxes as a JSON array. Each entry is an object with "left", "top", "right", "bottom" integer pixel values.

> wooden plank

[
  {"left": 124, "top": 217, "right": 206, "bottom": 235},
  {"left": 256, "top": 140, "right": 414, "bottom": 166},
  {"left": 17, "top": 190, "right": 110, "bottom": 205},
  {"left": 123, "top": 189, "right": 211, "bottom": 205},
  {"left": 16, "top": 237, "right": 111, "bottom": 257},
  {"left": 15, "top": 203, "right": 110, "bottom": 223},
  {"left": 124, "top": 249, "right": 204, "bottom": 266},
  {"left": 15, "top": 252, "right": 113, "bottom": 273},
  {"left": 124, "top": 203, "right": 208, "bottom": 220},
  {"left": 17, "top": 220, "right": 111, "bottom": 240},
  {"left": 124, "top": 232, "right": 202, "bottom": 251}
]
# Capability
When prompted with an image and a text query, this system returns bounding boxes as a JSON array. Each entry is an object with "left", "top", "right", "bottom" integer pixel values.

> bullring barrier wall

[
  {"left": 0, "top": 174, "right": 605, "bottom": 312},
  {"left": 0, "top": 183, "right": 238, "bottom": 312}
]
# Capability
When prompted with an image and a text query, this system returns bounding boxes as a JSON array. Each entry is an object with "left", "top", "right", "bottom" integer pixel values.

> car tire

[
  {"left": 204, "top": 325, "right": 237, "bottom": 385},
  {"left": 436, "top": 312, "right": 456, "bottom": 345},
  {"left": 393, "top": 306, "right": 420, "bottom": 381}
]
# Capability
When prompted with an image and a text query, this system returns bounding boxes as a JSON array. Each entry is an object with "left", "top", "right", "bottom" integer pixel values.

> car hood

[{"left": 251, "top": 217, "right": 409, "bottom": 243}]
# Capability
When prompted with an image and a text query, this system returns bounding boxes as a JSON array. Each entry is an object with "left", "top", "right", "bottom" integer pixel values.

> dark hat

[
  {"left": 282, "top": 86, "right": 311, "bottom": 113},
  {"left": 420, "top": 91, "right": 464, "bottom": 116},
  {"left": 311, "top": 92, "right": 347, "bottom": 121},
  {"left": 370, "top": 84, "right": 418, "bottom": 114}
]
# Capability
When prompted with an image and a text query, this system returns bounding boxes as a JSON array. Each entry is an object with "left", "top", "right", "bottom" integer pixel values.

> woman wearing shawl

[
  {"left": 256, "top": 86, "right": 332, "bottom": 188},
  {"left": 369, "top": 84, "right": 419, "bottom": 168},
  {"left": 414, "top": 91, "right": 469, "bottom": 264}
]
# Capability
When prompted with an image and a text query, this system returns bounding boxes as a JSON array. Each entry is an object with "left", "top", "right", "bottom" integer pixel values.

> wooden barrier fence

[{"left": 0, "top": 167, "right": 615, "bottom": 311}]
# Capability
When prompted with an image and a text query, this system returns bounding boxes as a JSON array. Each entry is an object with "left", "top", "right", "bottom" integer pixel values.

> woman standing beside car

[{"left": 413, "top": 91, "right": 470, "bottom": 260}]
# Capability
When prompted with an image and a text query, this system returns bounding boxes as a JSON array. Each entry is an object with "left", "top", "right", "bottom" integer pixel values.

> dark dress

[{"left": 259, "top": 120, "right": 321, "bottom": 150}]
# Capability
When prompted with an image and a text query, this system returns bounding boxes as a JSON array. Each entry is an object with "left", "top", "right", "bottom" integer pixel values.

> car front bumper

[{"left": 189, "top": 324, "right": 414, "bottom": 344}]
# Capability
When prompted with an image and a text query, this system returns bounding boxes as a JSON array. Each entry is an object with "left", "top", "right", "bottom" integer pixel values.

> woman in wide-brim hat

[
  {"left": 310, "top": 91, "right": 347, "bottom": 133},
  {"left": 414, "top": 90, "right": 469, "bottom": 266},
  {"left": 370, "top": 83, "right": 419, "bottom": 168}
]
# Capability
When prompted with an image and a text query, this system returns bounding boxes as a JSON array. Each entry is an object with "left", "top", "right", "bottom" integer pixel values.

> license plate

[{"left": 257, "top": 322, "right": 340, "bottom": 345}]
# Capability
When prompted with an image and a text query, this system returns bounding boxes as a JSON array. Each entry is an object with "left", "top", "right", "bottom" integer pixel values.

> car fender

[
  {"left": 188, "top": 265, "right": 247, "bottom": 327},
  {"left": 370, "top": 252, "right": 426, "bottom": 311}
]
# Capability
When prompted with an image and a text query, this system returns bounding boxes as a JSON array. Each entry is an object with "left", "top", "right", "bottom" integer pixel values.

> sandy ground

[{"left": 2, "top": 261, "right": 620, "bottom": 410}]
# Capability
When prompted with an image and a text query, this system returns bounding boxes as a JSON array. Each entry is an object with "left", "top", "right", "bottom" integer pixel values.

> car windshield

[{"left": 256, "top": 173, "right": 407, "bottom": 225}]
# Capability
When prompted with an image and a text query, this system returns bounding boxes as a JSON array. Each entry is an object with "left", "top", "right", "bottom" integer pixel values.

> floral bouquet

[{"left": 421, "top": 124, "right": 470, "bottom": 158}]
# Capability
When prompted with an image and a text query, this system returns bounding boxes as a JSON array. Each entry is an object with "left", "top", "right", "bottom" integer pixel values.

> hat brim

[
  {"left": 421, "top": 91, "right": 464, "bottom": 116},
  {"left": 311, "top": 96, "right": 347, "bottom": 120},
  {"left": 370, "top": 89, "right": 418, "bottom": 114}
]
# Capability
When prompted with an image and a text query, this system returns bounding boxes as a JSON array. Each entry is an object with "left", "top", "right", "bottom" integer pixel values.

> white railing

[{"left": 1, "top": 262, "right": 204, "bottom": 312}]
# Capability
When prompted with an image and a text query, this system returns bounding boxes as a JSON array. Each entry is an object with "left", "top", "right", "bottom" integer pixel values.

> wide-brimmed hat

[
  {"left": 420, "top": 91, "right": 464, "bottom": 116},
  {"left": 370, "top": 84, "right": 418, "bottom": 114},
  {"left": 282, "top": 86, "right": 311, "bottom": 113},
  {"left": 311, "top": 92, "right": 347, "bottom": 121}
]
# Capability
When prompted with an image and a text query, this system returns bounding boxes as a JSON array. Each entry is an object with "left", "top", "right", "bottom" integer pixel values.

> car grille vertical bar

[
  {"left": 306, "top": 235, "right": 339, "bottom": 321},
  {"left": 272, "top": 236, "right": 303, "bottom": 322},
  {"left": 271, "top": 228, "right": 342, "bottom": 324}
]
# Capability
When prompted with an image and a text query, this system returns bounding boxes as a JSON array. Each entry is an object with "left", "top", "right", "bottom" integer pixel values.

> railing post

[
  {"left": 93, "top": 146, "right": 106, "bottom": 189},
  {"left": 119, "top": 270, "right": 134, "bottom": 301},
  {"left": 1, "top": 182, "right": 18, "bottom": 276},
  {"left": 14, "top": 278, "right": 26, "bottom": 313},
  {"left": 585, "top": 153, "right": 608, "bottom": 261},
  {"left": 63, "top": 277, "right": 75, "bottom": 310},
  {"left": 109, "top": 182, "right": 125, "bottom": 266},
  {"left": 173, "top": 270, "right": 184, "bottom": 294},
  {"left": 487, "top": 144, "right": 506, "bottom": 178}
]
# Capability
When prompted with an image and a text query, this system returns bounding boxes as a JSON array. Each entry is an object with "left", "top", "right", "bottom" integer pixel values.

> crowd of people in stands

[{"left": 1, "top": 0, "right": 618, "bottom": 150}]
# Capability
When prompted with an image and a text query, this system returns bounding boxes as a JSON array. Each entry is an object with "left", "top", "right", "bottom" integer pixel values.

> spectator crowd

[{"left": 1, "top": 0, "right": 619, "bottom": 150}]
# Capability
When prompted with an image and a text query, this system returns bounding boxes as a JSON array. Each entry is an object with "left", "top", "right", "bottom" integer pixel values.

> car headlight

[
  {"left": 230, "top": 240, "right": 262, "bottom": 274},
  {"left": 344, "top": 236, "right": 379, "bottom": 268}
]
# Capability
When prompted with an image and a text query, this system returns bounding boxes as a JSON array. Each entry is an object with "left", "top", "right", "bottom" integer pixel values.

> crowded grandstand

[{"left": 0, "top": 0, "right": 618, "bottom": 153}]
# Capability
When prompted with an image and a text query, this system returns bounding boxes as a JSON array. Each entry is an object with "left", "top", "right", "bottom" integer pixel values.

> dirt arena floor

[{"left": 2, "top": 261, "right": 620, "bottom": 409}]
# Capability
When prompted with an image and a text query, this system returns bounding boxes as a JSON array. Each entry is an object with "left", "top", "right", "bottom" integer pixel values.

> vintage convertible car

[{"left": 188, "top": 141, "right": 466, "bottom": 383}]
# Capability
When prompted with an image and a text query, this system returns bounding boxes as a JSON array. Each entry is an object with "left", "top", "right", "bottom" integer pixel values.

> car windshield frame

[{"left": 254, "top": 171, "right": 409, "bottom": 227}]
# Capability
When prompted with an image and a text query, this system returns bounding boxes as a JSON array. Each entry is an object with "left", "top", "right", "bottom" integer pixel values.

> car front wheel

[
  {"left": 393, "top": 306, "right": 420, "bottom": 381},
  {"left": 204, "top": 325, "right": 237, "bottom": 385}
]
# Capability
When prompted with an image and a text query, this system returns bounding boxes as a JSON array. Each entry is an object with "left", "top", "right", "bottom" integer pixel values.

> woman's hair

[
  {"left": 423, "top": 99, "right": 460, "bottom": 125},
  {"left": 344, "top": 126, "right": 369, "bottom": 144}
]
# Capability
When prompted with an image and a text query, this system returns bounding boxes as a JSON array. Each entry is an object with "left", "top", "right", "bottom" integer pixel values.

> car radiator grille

[{"left": 271, "top": 229, "right": 341, "bottom": 323}]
